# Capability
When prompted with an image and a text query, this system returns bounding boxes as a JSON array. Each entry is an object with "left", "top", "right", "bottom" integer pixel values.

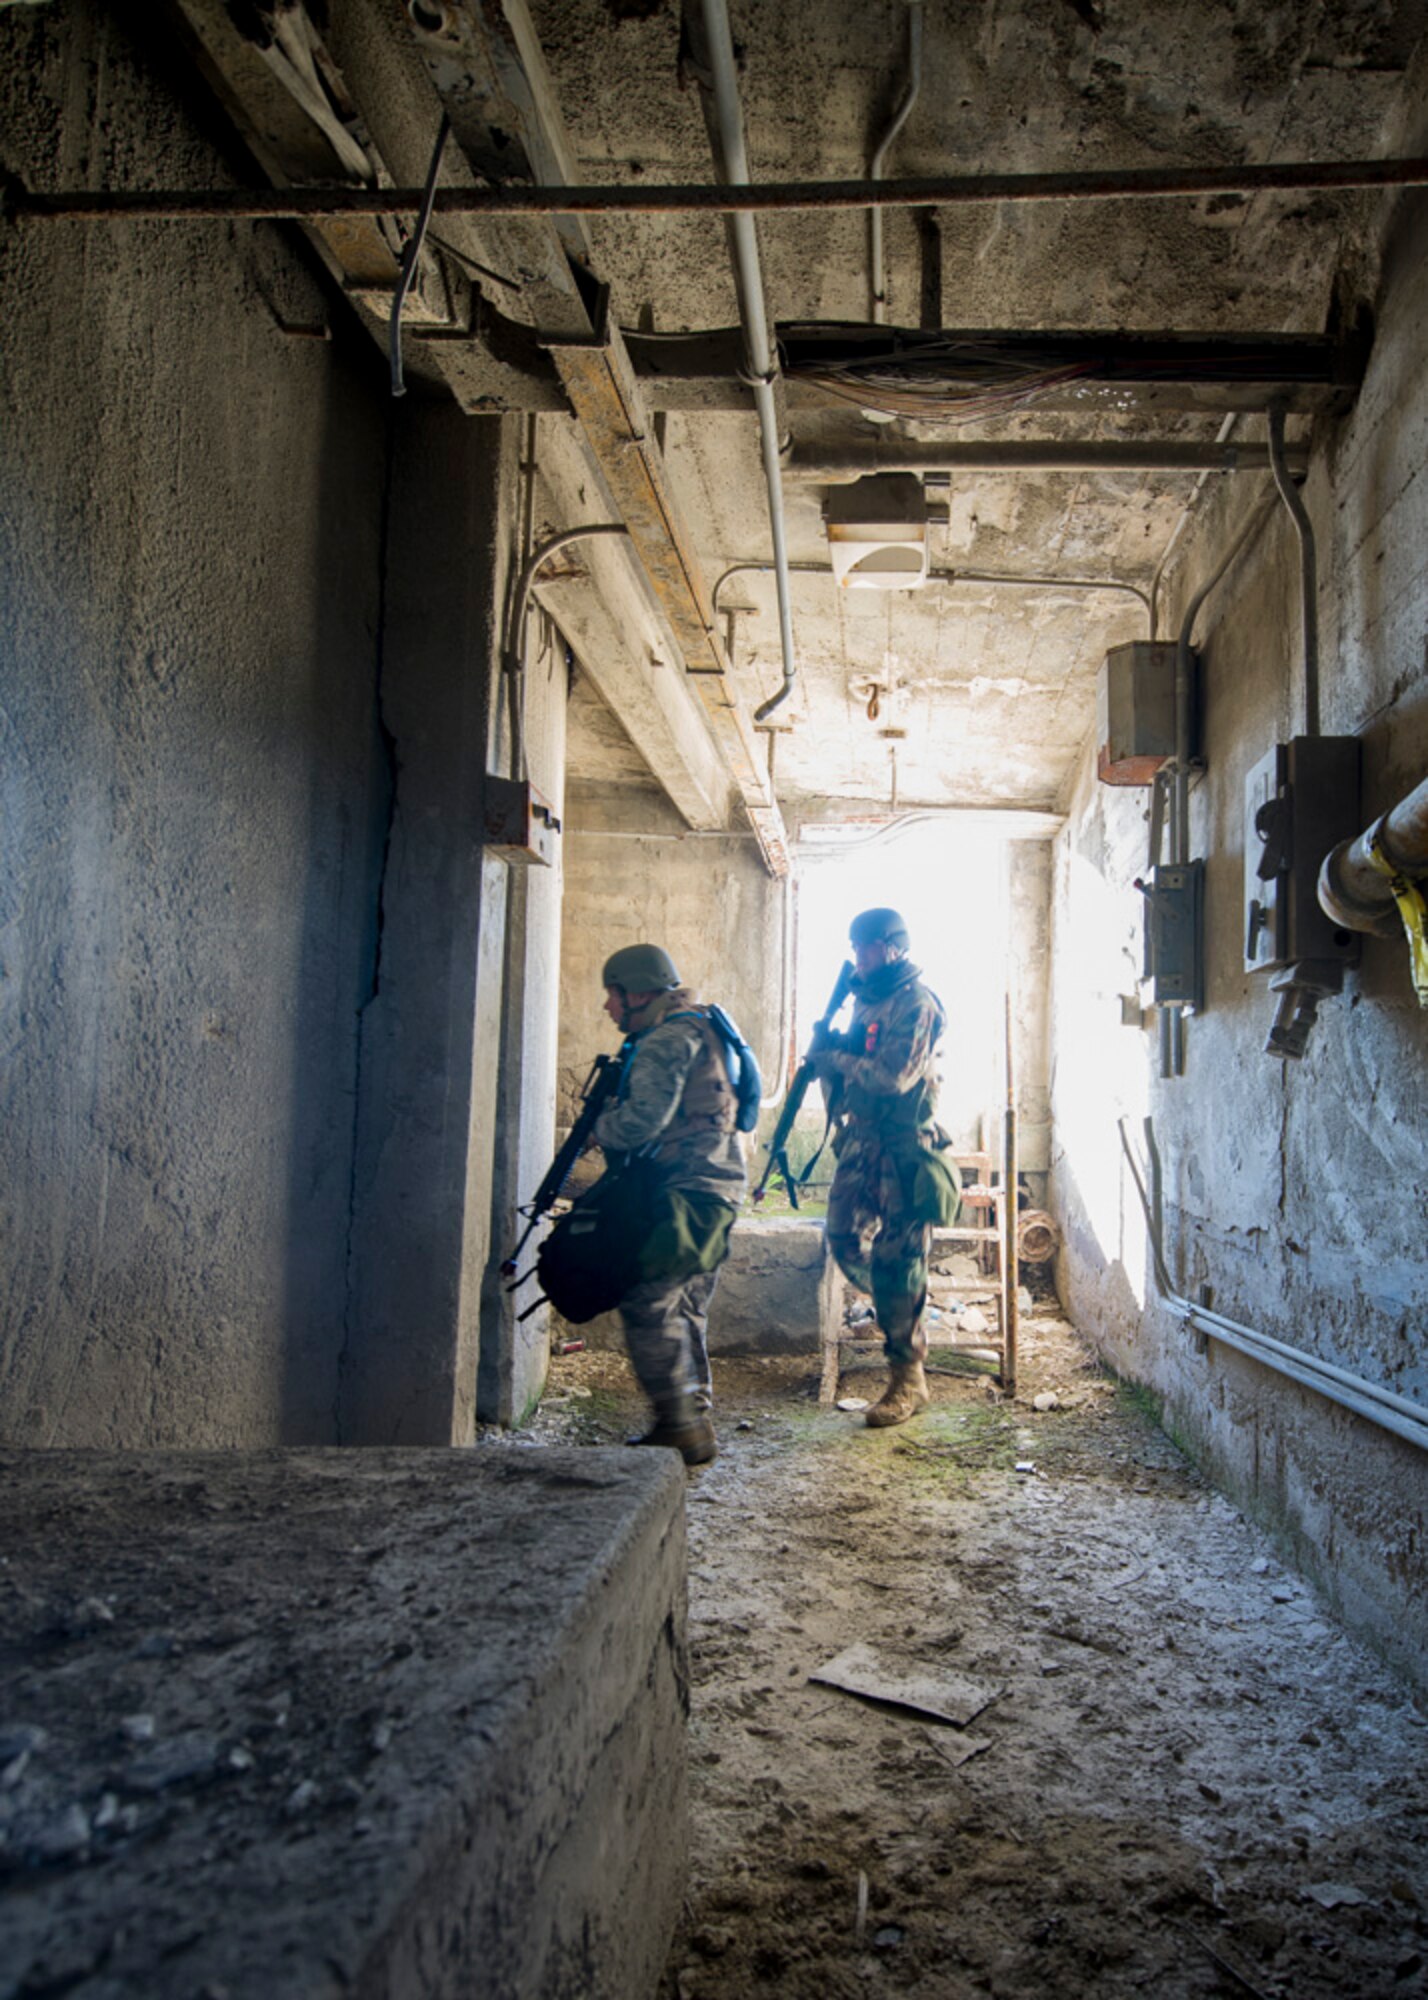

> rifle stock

[
  {"left": 502, "top": 1047, "right": 627, "bottom": 1274},
  {"left": 753, "top": 959, "right": 855, "bottom": 1207}
]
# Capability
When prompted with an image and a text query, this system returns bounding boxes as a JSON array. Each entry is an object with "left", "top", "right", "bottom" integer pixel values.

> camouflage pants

[
  {"left": 826, "top": 1134, "right": 930, "bottom": 1364},
  {"left": 619, "top": 1268, "right": 720, "bottom": 1419}
]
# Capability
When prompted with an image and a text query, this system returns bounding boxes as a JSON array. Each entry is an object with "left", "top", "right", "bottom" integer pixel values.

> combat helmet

[
  {"left": 849, "top": 907, "right": 910, "bottom": 951},
  {"left": 602, "top": 943, "right": 681, "bottom": 993}
]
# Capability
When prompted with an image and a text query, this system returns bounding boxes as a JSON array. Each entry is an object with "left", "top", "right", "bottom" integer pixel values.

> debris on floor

[
  {"left": 809, "top": 1641, "right": 1001, "bottom": 1727},
  {"left": 525, "top": 1310, "right": 1428, "bottom": 1999}
]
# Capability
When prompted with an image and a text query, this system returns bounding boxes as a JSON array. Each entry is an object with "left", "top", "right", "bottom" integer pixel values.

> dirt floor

[{"left": 519, "top": 1311, "right": 1428, "bottom": 2000}]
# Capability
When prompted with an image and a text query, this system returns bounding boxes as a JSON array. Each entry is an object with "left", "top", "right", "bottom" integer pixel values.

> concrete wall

[
  {"left": 0, "top": 2, "right": 394, "bottom": 1445},
  {"left": 558, "top": 783, "right": 785, "bottom": 1127},
  {"left": 1048, "top": 186, "right": 1428, "bottom": 1688},
  {"left": 0, "top": 3, "right": 550, "bottom": 1446}
]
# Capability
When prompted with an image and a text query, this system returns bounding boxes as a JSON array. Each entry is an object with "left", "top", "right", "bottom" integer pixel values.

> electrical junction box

[
  {"left": 482, "top": 775, "right": 560, "bottom": 868},
  {"left": 1138, "top": 860, "right": 1204, "bottom": 1012},
  {"left": 1096, "top": 641, "right": 1195, "bottom": 785},
  {"left": 823, "top": 475, "right": 929, "bottom": 589},
  {"left": 1243, "top": 736, "right": 1361, "bottom": 974}
]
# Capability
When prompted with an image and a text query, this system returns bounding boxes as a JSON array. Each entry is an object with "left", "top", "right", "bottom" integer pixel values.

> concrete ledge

[
  {"left": 0, "top": 1446, "right": 688, "bottom": 1999},
  {"left": 709, "top": 1217, "right": 838, "bottom": 1356}
]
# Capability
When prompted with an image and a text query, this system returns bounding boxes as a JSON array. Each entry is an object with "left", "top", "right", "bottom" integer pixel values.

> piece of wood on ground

[{"left": 808, "top": 1641, "right": 1002, "bottom": 1727}]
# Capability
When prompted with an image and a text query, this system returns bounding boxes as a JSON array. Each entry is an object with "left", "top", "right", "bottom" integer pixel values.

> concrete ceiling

[
  {"left": 528, "top": 0, "right": 1426, "bottom": 816},
  {"left": 156, "top": 0, "right": 1428, "bottom": 829}
]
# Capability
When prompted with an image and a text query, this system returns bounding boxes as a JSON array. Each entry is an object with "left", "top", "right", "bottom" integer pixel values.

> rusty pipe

[
  {"left": 789, "top": 440, "right": 1305, "bottom": 476},
  {"left": 1318, "top": 772, "right": 1428, "bottom": 936},
  {"left": 12, "top": 156, "right": 1428, "bottom": 222}
]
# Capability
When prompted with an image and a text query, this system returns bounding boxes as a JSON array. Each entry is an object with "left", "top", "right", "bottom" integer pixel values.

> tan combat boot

[
  {"left": 865, "top": 1360, "right": 930, "bottom": 1428},
  {"left": 629, "top": 1407, "right": 719, "bottom": 1466}
]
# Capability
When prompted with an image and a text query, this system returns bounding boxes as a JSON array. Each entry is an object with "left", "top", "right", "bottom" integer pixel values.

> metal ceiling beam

[{"left": 19, "top": 152, "right": 1428, "bottom": 219}]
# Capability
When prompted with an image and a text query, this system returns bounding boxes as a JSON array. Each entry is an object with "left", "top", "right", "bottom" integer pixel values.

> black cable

[{"left": 388, "top": 113, "right": 450, "bottom": 399}]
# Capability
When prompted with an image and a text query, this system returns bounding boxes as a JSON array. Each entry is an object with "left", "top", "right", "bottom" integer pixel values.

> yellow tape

[{"left": 1367, "top": 825, "right": 1428, "bottom": 1008}]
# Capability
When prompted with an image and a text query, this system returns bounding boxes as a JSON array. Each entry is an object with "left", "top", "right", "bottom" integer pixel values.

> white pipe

[
  {"left": 870, "top": 2, "right": 924, "bottom": 324},
  {"left": 696, "top": 0, "right": 800, "bottom": 723},
  {"left": 1119, "top": 1119, "right": 1428, "bottom": 1456}
]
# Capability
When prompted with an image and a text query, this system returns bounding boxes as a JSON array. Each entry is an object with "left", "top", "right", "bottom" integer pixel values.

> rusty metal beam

[{"left": 20, "top": 152, "right": 1428, "bottom": 220}]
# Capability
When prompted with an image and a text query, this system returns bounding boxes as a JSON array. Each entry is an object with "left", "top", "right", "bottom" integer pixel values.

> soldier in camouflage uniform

[
  {"left": 818, "top": 908, "right": 950, "bottom": 1427},
  {"left": 594, "top": 943, "right": 748, "bottom": 1466}
]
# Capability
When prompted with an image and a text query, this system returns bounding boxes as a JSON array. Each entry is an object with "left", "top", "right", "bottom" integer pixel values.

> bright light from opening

[
  {"left": 1055, "top": 850, "right": 1150, "bottom": 1306},
  {"left": 796, "top": 819, "right": 1010, "bottom": 1152}
]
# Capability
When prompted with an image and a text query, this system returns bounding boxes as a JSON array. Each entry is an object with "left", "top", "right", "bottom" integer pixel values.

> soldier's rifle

[
  {"left": 502, "top": 1046, "right": 628, "bottom": 1281},
  {"left": 753, "top": 959, "right": 855, "bottom": 1209}
]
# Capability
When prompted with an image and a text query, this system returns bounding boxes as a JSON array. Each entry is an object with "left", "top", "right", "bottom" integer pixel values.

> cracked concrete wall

[
  {"left": 338, "top": 408, "right": 525, "bottom": 1445},
  {"left": 0, "top": 1, "right": 393, "bottom": 1446},
  {"left": 1048, "top": 187, "right": 1428, "bottom": 1689},
  {"left": 0, "top": 5, "right": 548, "bottom": 1449}
]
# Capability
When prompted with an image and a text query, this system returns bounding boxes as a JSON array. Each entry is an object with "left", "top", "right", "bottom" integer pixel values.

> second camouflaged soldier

[
  {"left": 818, "top": 907, "right": 956, "bottom": 1427},
  {"left": 594, "top": 943, "right": 753, "bottom": 1466}
]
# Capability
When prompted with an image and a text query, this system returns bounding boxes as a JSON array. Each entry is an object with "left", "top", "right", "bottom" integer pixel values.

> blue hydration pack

[{"left": 670, "top": 1004, "right": 764, "bottom": 1132}]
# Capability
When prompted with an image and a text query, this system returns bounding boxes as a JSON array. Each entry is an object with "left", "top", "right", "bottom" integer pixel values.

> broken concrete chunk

[
  {"left": 1303, "top": 1882, "right": 1371, "bottom": 1909},
  {"left": 123, "top": 1732, "right": 221, "bottom": 1794},
  {"left": 32, "top": 1803, "right": 91, "bottom": 1861},
  {"left": 959, "top": 1306, "right": 990, "bottom": 1335},
  {"left": 1032, "top": 1391, "right": 1060, "bottom": 1411}
]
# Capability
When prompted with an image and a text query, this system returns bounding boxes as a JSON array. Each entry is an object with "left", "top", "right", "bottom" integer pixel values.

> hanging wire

[{"left": 388, "top": 113, "right": 451, "bottom": 399}]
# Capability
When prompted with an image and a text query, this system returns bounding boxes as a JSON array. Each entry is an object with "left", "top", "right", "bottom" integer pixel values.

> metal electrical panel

[
  {"left": 1096, "top": 641, "right": 1195, "bottom": 785},
  {"left": 1138, "top": 860, "right": 1204, "bottom": 1011},
  {"left": 482, "top": 776, "right": 561, "bottom": 867},
  {"left": 1243, "top": 736, "right": 1361, "bottom": 973}
]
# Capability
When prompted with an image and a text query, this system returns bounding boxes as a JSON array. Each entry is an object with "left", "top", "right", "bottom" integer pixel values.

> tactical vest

[{"left": 637, "top": 987, "right": 739, "bottom": 1142}]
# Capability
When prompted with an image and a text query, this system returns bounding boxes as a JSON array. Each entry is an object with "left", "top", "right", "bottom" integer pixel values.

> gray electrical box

[
  {"left": 1138, "top": 860, "right": 1204, "bottom": 1011},
  {"left": 1243, "top": 736, "right": 1362, "bottom": 973},
  {"left": 1097, "top": 641, "right": 1196, "bottom": 786}
]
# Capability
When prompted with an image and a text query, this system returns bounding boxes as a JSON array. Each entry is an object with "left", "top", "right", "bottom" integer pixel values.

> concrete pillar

[{"left": 340, "top": 408, "right": 517, "bottom": 1444}]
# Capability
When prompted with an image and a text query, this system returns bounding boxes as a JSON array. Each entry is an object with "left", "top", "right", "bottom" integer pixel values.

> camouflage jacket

[
  {"left": 823, "top": 959, "right": 945, "bottom": 1147},
  {"left": 594, "top": 986, "right": 747, "bottom": 1202}
]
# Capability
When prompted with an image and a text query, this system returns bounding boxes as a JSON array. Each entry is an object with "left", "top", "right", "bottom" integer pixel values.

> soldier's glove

[{"left": 810, "top": 1022, "right": 855, "bottom": 1056}]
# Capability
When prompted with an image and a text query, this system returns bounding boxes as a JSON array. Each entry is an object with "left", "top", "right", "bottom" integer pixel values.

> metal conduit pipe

[
  {"left": 1119, "top": 1119, "right": 1428, "bottom": 1456},
  {"left": 1148, "top": 414, "right": 1239, "bottom": 639},
  {"left": 869, "top": 1, "right": 924, "bottom": 324},
  {"left": 505, "top": 522, "right": 631, "bottom": 776},
  {"left": 1267, "top": 406, "right": 1320, "bottom": 738},
  {"left": 1172, "top": 487, "right": 1281, "bottom": 866},
  {"left": 690, "top": 0, "right": 800, "bottom": 724},
  {"left": 712, "top": 558, "right": 1151, "bottom": 616},
  {"left": 758, "top": 869, "right": 797, "bottom": 1108},
  {"left": 1319, "top": 772, "right": 1428, "bottom": 935}
]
